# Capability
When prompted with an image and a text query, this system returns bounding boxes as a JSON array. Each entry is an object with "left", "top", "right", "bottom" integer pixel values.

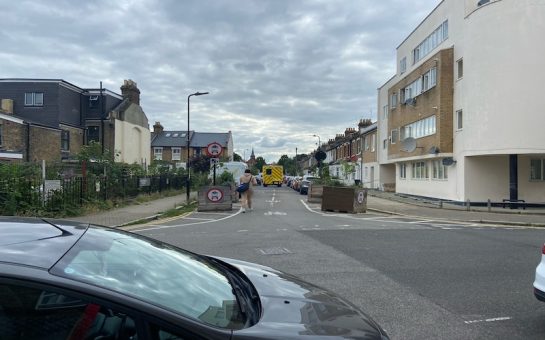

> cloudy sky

[{"left": 1, "top": 0, "right": 439, "bottom": 163}]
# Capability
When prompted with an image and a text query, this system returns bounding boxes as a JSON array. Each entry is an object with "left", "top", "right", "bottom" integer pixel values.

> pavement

[{"left": 67, "top": 188, "right": 545, "bottom": 228}]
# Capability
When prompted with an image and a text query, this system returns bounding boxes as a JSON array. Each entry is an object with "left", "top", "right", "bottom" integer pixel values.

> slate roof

[
  {"left": 190, "top": 132, "right": 231, "bottom": 147},
  {"left": 151, "top": 131, "right": 193, "bottom": 147},
  {"left": 151, "top": 131, "right": 231, "bottom": 148}
]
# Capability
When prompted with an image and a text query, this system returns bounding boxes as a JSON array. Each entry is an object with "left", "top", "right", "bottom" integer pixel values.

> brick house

[
  {"left": 0, "top": 79, "right": 150, "bottom": 165},
  {"left": 150, "top": 122, "right": 233, "bottom": 167}
]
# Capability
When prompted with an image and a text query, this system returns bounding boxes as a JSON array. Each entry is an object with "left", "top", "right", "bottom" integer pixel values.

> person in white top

[{"left": 239, "top": 169, "right": 257, "bottom": 213}]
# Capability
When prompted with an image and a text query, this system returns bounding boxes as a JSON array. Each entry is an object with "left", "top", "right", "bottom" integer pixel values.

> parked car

[
  {"left": 299, "top": 180, "right": 311, "bottom": 195},
  {"left": 534, "top": 243, "right": 545, "bottom": 302},
  {"left": 0, "top": 217, "right": 390, "bottom": 339}
]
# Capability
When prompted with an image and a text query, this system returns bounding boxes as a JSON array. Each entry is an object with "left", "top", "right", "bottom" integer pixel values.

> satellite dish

[
  {"left": 442, "top": 157, "right": 456, "bottom": 166},
  {"left": 401, "top": 137, "right": 417, "bottom": 152},
  {"left": 429, "top": 146, "right": 440, "bottom": 154}
]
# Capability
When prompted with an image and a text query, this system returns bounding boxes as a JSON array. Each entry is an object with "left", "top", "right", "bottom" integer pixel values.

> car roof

[{"left": 0, "top": 217, "right": 89, "bottom": 269}]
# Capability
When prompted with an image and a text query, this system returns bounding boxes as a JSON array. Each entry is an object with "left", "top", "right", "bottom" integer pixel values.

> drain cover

[{"left": 257, "top": 247, "right": 293, "bottom": 255}]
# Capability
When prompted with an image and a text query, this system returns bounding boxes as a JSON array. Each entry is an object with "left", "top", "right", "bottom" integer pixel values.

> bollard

[
  {"left": 487, "top": 199, "right": 491, "bottom": 213},
  {"left": 466, "top": 199, "right": 471, "bottom": 211}
]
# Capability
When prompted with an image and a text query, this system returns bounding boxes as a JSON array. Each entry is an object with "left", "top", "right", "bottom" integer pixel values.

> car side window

[{"left": 0, "top": 283, "right": 137, "bottom": 340}]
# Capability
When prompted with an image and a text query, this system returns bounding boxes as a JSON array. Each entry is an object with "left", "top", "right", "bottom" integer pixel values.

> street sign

[
  {"left": 206, "top": 188, "right": 224, "bottom": 203},
  {"left": 210, "top": 158, "right": 220, "bottom": 166},
  {"left": 206, "top": 142, "right": 223, "bottom": 157}
]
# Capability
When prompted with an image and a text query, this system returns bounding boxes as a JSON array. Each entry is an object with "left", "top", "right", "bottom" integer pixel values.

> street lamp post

[
  {"left": 186, "top": 91, "right": 209, "bottom": 202},
  {"left": 312, "top": 134, "right": 324, "bottom": 177}
]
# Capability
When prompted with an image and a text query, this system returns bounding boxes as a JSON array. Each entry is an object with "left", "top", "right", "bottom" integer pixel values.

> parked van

[
  {"left": 262, "top": 165, "right": 283, "bottom": 187},
  {"left": 210, "top": 161, "right": 248, "bottom": 185}
]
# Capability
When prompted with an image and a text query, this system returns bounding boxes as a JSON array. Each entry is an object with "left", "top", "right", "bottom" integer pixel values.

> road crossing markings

[{"left": 135, "top": 208, "right": 243, "bottom": 232}]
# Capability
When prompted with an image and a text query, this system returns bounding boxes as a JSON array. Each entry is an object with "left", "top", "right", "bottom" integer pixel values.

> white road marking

[
  {"left": 135, "top": 208, "right": 243, "bottom": 232},
  {"left": 182, "top": 217, "right": 214, "bottom": 221},
  {"left": 264, "top": 211, "right": 287, "bottom": 216},
  {"left": 237, "top": 229, "right": 248, "bottom": 232},
  {"left": 464, "top": 316, "right": 511, "bottom": 324}
]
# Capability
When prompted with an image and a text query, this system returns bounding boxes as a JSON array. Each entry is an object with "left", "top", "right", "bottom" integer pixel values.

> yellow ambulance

[{"left": 262, "top": 165, "right": 284, "bottom": 187}]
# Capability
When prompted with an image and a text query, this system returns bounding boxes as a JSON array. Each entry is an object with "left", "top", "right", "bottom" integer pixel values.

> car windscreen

[{"left": 50, "top": 226, "right": 245, "bottom": 329}]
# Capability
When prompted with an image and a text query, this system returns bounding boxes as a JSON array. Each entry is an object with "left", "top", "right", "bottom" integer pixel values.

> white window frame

[
  {"left": 401, "top": 116, "right": 436, "bottom": 140},
  {"left": 24, "top": 92, "right": 44, "bottom": 106},
  {"left": 456, "top": 110, "right": 463, "bottom": 130},
  {"left": 400, "top": 57, "right": 407, "bottom": 74},
  {"left": 383, "top": 139, "right": 388, "bottom": 150},
  {"left": 457, "top": 58, "right": 463, "bottom": 79},
  {"left": 371, "top": 134, "right": 376, "bottom": 152},
  {"left": 61, "top": 130, "right": 70, "bottom": 151},
  {"left": 412, "top": 161, "right": 429, "bottom": 179},
  {"left": 154, "top": 147, "right": 163, "bottom": 160},
  {"left": 432, "top": 160, "right": 448, "bottom": 180},
  {"left": 171, "top": 147, "right": 181, "bottom": 161},
  {"left": 382, "top": 105, "right": 388, "bottom": 120},
  {"left": 390, "top": 129, "right": 399, "bottom": 144},
  {"left": 412, "top": 20, "right": 448, "bottom": 64},
  {"left": 400, "top": 163, "right": 407, "bottom": 179},
  {"left": 390, "top": 93, "right": 397, "bottom": 108}
]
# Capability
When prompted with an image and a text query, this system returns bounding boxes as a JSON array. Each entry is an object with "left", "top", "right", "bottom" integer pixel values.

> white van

[{"left": 210, "top": 161, "right": 248, "bottom": 185}]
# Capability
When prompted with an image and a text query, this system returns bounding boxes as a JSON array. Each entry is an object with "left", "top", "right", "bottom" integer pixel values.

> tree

[
  {"left": 254, "top": 156, "right": 266, "bottom": 172},
  {"left": 233, "top": 152, "right": 242, "bottom": 162},
  {"left": 191, "top": 155, "right": 212, "bottom": 174}
]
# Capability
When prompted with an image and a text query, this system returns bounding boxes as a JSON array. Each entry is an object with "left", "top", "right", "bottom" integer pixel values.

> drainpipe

[
  {"left": 26, "top": 122, "right": 31, "bottom": 162},
  {"left": 509, "top": 154, "right": 518, "bottom": 208}
]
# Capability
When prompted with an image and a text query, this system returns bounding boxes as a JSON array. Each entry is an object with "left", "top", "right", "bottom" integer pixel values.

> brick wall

[
  {"left": 387, "top": 48, "right": 454, "bottom": 160},
  {"left": 59, "top": 124, "right": 84, "bottom": 157},
  {"left": 1, "top": 120, "right": 26, "bottom": 153},
  {"left": 29, "top": 126, "right": 61, "bottom": 162}
]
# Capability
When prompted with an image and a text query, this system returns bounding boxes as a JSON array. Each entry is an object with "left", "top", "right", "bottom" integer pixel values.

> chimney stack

[
  {"left": 153, "top": 121, "right": 164, "bottom": 134},
  {"left": 1, "top": 99, "right": 14, "bottom": 115},
  {"left": 120, "top": 79, "right": 141, "bottom": 105}
]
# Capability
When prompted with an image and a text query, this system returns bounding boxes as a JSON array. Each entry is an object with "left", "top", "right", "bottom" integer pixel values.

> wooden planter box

[
  {"left": 321, "top": 186, "right": 367, "bottom": 213},
  {"left": 198, "top": 186, "right": 233, "bottom": 211},
  {"left": 307, "top": 184, "right": 324, "bottom": 203}
]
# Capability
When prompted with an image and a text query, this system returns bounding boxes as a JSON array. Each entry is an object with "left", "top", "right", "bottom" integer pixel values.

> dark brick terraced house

[{"left": 0, "top": 79, "right": 150, "bottom": 165}]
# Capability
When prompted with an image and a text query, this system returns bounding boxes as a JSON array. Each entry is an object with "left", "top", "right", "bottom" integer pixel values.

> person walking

[{"left": 239, "top": 169, "right": 257, "bottom": 213}]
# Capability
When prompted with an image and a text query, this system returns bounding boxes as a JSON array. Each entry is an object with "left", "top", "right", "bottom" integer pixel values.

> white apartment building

[{"left": 377, "top": 0, "right": 545, "bottom": 203}]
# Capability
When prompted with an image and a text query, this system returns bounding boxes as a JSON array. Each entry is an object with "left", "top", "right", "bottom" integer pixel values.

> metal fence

[{"left": 0, "top": 174, "right": 188, "bottom": 215}]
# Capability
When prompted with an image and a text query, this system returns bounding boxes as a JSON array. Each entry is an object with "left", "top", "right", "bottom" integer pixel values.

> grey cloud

[{"left": 1, "top": 0, "right": 440, "bottom": 163}]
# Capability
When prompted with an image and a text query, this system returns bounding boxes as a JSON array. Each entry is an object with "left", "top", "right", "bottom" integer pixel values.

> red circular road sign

[
  {"left": 206, "top": 188, "right": 224, "bottom": 202},
  {"left": 206, "top": 142, "right": 223, "bottom": 157}
]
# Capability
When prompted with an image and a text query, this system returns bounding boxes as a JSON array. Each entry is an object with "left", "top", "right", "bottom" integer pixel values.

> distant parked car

[
  {"left": 0, "top": 217, "right": 390, "bottom": 339},
  {"left": 299, "top": 180, "right": 311, "bottom": 195},
  {"left": 534, "top": 243, "right": 545, "bottom": 301}
]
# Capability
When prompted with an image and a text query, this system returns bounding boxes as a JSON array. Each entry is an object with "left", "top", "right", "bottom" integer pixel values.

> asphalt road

[{"left": 131, "top": 185, "right": 545, "bottom": 339}]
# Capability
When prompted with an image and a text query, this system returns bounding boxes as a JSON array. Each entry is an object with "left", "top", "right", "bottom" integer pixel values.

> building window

[
  {"left": 422, "top": 67, "right": 437, "bottom": 92},
  {"left": 401, "top": 115, "right": 436, "bottom": 140},
  {"left": 0, "top": 123, "right": 3, "bottom": 146},
  {"left": 383, "top": 139, "right": 388, "bottom": 150},
  {"left": 400, "top": 57, "right": 407, "bottom": 74},
  {"left": 371, "top": 134, "right": 376, "bottom": 152},
  {"left": 382, "top": 105, "right": 388, "bottom": 120},
  {"left": 530, "top": 159, "right": 544, "bottom": 180},
  {"left": 412, "top": 161, "right": 429, "bottom": 179},
  {"left": 61, "top": 130, "right": 70, "bottom": 151},
  {"left": 154, "top": 147, "right": 163, "bottom": 160},
  {"left": 365, "top": 136, "right": 369, "bottom": 150},
  {"left": 172, "top": 147, "right": 181, "bottom": 161},
  {"left": 456, "top": 110, "right": 463, "bottom": 130},
  {"left": 87, "top": 126, "right": 100, "bottom": 144},
  {"left": 391, "top": 129, "right": 399, "bottom": 144},
  {"left": 24, "top": 92, "right": 44, "bottom": 106},
  {"left": 457, "top": 58, "right": 464, "bottom": 79},
  {"left": 400, "top": 163, "right": 407, "bottom": 179},
  {"left": 412, "top": 20, "right": 448, "bottom": 64},
  {"left": 432, "top": 160, "right": 448, "bottom": 179},
  {"left": 89, "top": 95, "right": 99, "bottom": 108},
  {"left": 390, "top": 93, "right": 397, "bottom": 108}
]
